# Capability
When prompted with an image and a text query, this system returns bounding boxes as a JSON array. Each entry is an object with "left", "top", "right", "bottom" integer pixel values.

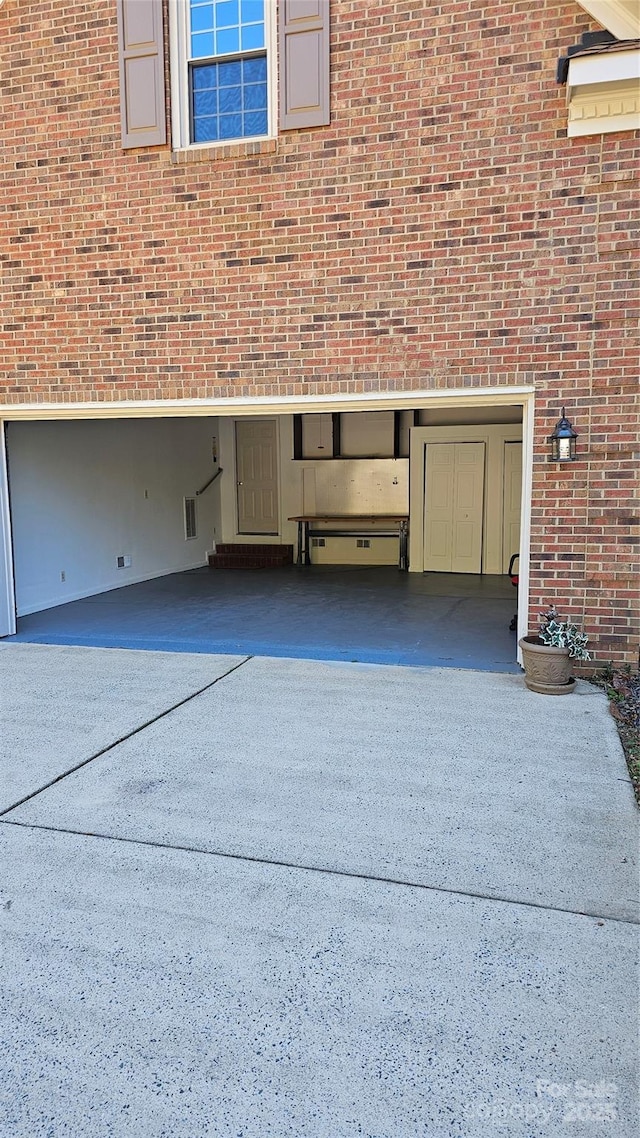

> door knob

[{"left": 237, "top": 481, "right": 243, "bottom": 486}]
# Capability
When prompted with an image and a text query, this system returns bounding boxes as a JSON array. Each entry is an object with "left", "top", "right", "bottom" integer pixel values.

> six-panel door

[{"left": 235, "top": 419, "right": 279, "bottom": 535}]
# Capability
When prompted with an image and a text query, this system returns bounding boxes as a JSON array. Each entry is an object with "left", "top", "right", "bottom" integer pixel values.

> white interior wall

[
  {"left": 8, "top": 417, "right": 221, "bottom": 615},
  {"left": 302, "top": 459, "right": 408, "bottom": 514}
]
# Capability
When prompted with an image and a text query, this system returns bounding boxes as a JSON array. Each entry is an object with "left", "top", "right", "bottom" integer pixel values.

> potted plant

[{"left": 519, "top": 605, "right": 591, "bottom": 695}]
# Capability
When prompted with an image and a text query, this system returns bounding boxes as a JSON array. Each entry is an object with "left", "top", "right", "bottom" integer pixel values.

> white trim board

[
  {"left": 518, "top": 396, "right": 535, "bottom": 664},
  {"left": 0, "top": 423, "right": 16, "bottom": 637},
  {"left": 0, "top": 386, "right": 535, "bottom": 421}
]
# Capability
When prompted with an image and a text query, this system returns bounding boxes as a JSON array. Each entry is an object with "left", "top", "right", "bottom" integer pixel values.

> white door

[
  {"left": 424, "top": 442, "right": 485, "bottom": 573},
  {"left": 502, "top": 441, "right": 522, "bottom": 572},
  {"left": 0, "top": 423, "right": 16, "bottom": 637},
  {"left": 235, "top": 419, "right": 279, "bottom": 535}
]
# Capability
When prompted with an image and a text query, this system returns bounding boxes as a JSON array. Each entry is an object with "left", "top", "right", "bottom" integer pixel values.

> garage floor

[{"left": 10, "top": 566, "right": 520, "bottom": 671}]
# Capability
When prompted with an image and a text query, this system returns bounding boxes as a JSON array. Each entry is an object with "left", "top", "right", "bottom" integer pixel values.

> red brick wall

[{"left": 1, "top": 1, "right": 638, "bottom": 664}]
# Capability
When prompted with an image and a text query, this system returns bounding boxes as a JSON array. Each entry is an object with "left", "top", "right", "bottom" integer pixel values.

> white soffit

[{"left": 575, "top": 1, "right": 640, "bottom": 40}]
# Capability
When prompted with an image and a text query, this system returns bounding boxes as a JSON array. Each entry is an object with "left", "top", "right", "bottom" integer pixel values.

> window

[
  {"left": 189, "top": 1, "right": 270, "bottom": 143},
  {"left": 167, "top": 0, "right": 330, "bottom": 151},
  {"left": 117, "top": 1, "right": 330, "bottom": 152}
]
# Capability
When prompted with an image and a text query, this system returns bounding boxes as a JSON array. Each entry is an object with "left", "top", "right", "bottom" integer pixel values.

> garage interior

[{"left": 3, "top": 403, "right": 525, "bottom": 671}]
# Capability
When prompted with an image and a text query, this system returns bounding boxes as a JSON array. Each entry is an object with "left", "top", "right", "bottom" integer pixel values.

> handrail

[{"left": 195, "top": 467, "right": 223, "bottom": 496}]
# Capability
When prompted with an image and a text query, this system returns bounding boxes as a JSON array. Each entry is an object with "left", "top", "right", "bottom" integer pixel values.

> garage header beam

[{"left": 0, "top": 386, "right": 534, "bottom": 422}]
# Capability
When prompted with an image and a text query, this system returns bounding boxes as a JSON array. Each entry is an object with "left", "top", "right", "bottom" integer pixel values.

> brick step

[{"left": 208, "top": 544, "right": 294, "bottom": 570}]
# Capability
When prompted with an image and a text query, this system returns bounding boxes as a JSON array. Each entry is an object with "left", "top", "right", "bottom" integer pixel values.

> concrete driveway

[{"left": 1, "top": 643, "right": 638, "bottom": 1137}]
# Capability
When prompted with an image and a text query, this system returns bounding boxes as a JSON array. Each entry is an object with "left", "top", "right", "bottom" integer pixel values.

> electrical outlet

[
  {"left": 60, "top": 570, "right": 66, "bottom": 582},
  {"left": 117, "top": 555, "right": 132, "bottom": 569}
]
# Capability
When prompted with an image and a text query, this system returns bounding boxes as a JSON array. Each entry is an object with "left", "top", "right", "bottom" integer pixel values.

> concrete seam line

[
  {"left": 0, "top": 655, "right": 253, "bottom": 818},
  {"left": 1, "top": 818, "right": 638, "bottom": 928}
]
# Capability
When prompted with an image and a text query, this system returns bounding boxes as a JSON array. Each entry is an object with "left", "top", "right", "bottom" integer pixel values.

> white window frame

[{"left": 169, "top": 0, "right": 277, "bottom": 152}]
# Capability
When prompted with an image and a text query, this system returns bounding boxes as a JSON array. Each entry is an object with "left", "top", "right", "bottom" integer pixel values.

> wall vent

[
  {"left": 184, "top": 497, "right": 197, "bottom": 540},
  {"left": 356, "top": 539, "right": 371, "bottom": 549}
]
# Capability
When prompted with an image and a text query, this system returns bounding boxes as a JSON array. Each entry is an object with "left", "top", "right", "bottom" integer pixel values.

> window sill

[{"left": 171, "top": 138, "right": 278, "bottom": 164}]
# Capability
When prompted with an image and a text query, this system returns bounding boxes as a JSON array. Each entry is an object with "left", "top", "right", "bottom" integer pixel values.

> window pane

[
  {"left": 194, "top": 117, "right": 219, "bottom": 143},
  {"left": 219, "top": 84, "right": 242, "bottom": 113},
  {"left": 193, "top": 88, "right": 218, "bottom": 116},
  {"left": 217, "top": 60, "right": 242, "bottom": 86},
  {"left": 190, "top": 5, "right": 214, "bottom": 34},
  {"left": 244, "top": 81, "right": 266, "bottom": 110},
  {"left": 242, "top": 55, "right": 267, "bottom": 82},
  {"left": 191, "top": 31, "right": 215, "bottom": 59},
  {"left": 215, "top": 0, "right": 239, "bottom": 27},
  {"left": 241, "top": 0, "right": 264, "bottom": 23},
  {"left": 192, "top": 64, "right": 217, "bottom": 90},
  {"left": 216, "top": 27, "right": 240, "bottom": 55},
  {"left": 219, "top": 113, "right": 243, "bottom": 139},
  {"left": 241, "top": 23, "right": 265, "bottom": 51},
  {"left": 244, "top": 110, "right": 267, "bottom": 135}
]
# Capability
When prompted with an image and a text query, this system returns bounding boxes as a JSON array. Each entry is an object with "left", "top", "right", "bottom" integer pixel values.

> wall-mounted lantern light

[{"left": 549, "top": 407, "right": 578, "bottom": 462}]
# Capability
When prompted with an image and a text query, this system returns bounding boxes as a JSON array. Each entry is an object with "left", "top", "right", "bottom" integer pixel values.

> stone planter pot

[{"left": 518, "top": 636, "right": 576, "bottom": 695}]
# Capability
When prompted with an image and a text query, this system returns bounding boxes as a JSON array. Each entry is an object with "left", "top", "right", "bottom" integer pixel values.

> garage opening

[{"left": 1, "top": 396, "right": 528, "bottom": 671}]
